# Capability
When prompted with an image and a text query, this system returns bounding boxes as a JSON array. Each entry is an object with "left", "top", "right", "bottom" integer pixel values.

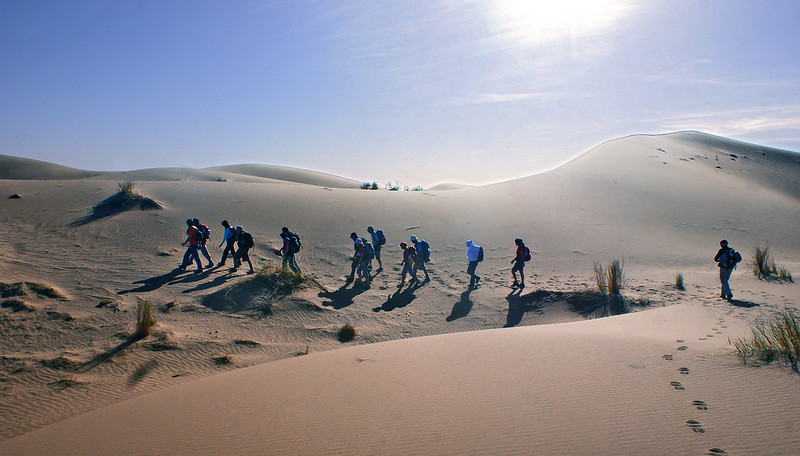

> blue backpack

[
  {"left": 376, "top": 229, "right": 386, "bottom": 246},
  {"left": 419, "top": 240, "right": 430, "bottom": 262}
]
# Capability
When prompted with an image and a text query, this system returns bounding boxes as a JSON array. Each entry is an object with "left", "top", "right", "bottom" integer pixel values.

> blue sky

[{"left": 2, "top": 0, "right": 799, "bottom": 187}]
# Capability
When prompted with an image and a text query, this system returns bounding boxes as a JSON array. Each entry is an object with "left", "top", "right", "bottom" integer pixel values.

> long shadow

[
  {"left": 504, "top": 290, "right": 544, "bottom": 327},
  {"left": 373, "top": 283, "right": 421, "bottom": 312},
  {"left": 319, "top": 283, "right": 368, "bottom": 310},
  {"left": 76, "top": 334, "right": 144, "bottom": 373},
  {"left": 182, "top": 268, "right": 234, "bottom": 294},
  {"left": 167, "top": 268, "right": 214, "bottom": 285},
  {"left": 118, "top": 268, "right": 186, "bottom": 295},
  {"left": 729, "top": 298, "right": 759, "bottom": 308},
  {"left": 446, "top": 289, "right": 473, "bottom": 321}
]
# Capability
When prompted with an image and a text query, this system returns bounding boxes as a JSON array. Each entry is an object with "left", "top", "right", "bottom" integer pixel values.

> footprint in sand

[
  {"left": 679, "top": 367, "right": 690, "bottom": 375},
  {"left": 677, "top": 345, "right": 688, "bottom": 351},
  {"left": 686, "top": 419, "right": 705, "bottom": 433},
  {"left": 662, "top": 354, "right": 674, "bottom": 361},
  {"left": 693, "top": 400, "right": 709, "bottom": 410},
  {"left": 707, "top": 449, "right": 728, "bottom": 455},
  {"left": 670, "top": 381, "right": 685, "bottom": 390},
  {"left": 676, "top": 339, "right": 684, "bottom": 343}
]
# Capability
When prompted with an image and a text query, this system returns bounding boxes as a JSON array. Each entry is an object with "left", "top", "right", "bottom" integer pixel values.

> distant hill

[
  {"left": 0, "top": 155, "right": 99, "bottom": 180},
  {"left": 206, "top": 164, "right": 362, "bottom": 188}
]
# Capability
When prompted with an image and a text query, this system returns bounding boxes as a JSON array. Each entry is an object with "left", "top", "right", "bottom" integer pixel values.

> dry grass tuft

[
  {"left": 118, "top": 180, "right": 135, "bottom": 195},
  {"left": 593, "top": 259, "right": 625, "bottom": 295},
  {"left": 734, "top": 310, "right": 800, "bottom": 373},
  {"left": 213, "top": 355, "right": 233, "bottom": 366},
  {"left": 134, "top": 299, "right": 156, "bottom": 338},
  {"left": 337, "top": 323, "right": 356, "bottom": 343},
  {"left": 675, "top": 273, "right": 685, "bottom": 290},
  {"left": 25, "top": 282, "right": 66, "bottom": 299},
  {"left": 750, "top": 244, "right": 793, "bottom": 283}
]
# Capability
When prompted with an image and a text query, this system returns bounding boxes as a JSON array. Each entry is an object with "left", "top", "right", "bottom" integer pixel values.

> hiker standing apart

[
  {"left": 232, "top": 226, "right": 255, "bottom": 274},
  {"left": 511, "top": 238, "right": 530, "bottom": 289},
  {"left": 466, "top": 240, "right": 482, "bottom": 287},
  {"left": 193, "top": 218, "right": 214, "bottom": 268},
  {"left": 348, "top": 232, "right": 360, "bottom": 281},
  {"left": 399, "top": 242, "right": 418, "bottom": 287},
  {"left": 217, "top": 220, "right": 237, "bottom": 267},
  {"left": 180, "top": 219, "right": 203, "bottom": 272},
  {"left": 367, "top": 226, "right": 385, "bottom": 272},
  {"left": 279, "top": 231, "right": 302, "bottom": 274},
  {"left": 714, "top": 239, "right": 738, "bottom": 300},
  {"left": 410, "top": 235, "right": 431, "bottom": 282}
]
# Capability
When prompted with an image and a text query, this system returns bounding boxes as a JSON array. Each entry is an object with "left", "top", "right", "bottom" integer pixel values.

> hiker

[
  {"left": 511, "top": 238, "right": 531, "bottom": 289},
  {"left": 714, "top": 239, "right": 740, "bottom": 300},
  {"left": 466, "top": 240, "right": 482, "bottom": 287},
  {"left": 367, "top": 226, "right": 386, "bottom": 272},
  {"left": 192, "top": 218, "right": 214, "bottom": 268},
  {"left": 232, "top": 226, "right": 255, "bottom": 274},
  {"left": 354, "top": 238, "right": 371, "bottom": 284},
  {"left": 179, "top": 219, "right": 203, "bottom": 273},
  {"left": 217, "top": 220, "right": 237, "bottom": 267},
  {"left": 399, "top": 241, "right": 418, "bottom": 287},
  {"left": 410, "top": 235, "right": 430, "bottom": 282},
  {"left": 279, "top": 231, "right": 302, "bottom": 274},
  {"left": 347, "top": 232, "right": 360, "bottom": 281}
]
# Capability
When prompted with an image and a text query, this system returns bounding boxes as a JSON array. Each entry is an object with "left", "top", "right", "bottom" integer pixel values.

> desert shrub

[
  {"left": 593, "top": 259, "right": 625, "bottom": 295},
  {"left": 134, "top": 299, "right": 156, "bottom": 338},
  {"left": 201, "top": 267, "right": 306, "bottom": 315},
  {"left": 337, "top": 323, "right": 356, "bottom": 342},
  {"left": 675, "top": 273, "right": 685, "bottom": 290},
  {"left": 212, "top": 355, "right": 233, "bottom": 366},
  {"left": 751, "top": 244, "right": 793, "bottom": 283},
  {"left": 360, "top": 182, "right": 371, "bottom": 189},
  {"left": 118, "top": 180, "right": 135, "bottom": 195},
  {"left": 734, "top": 310, "right": 800, "bottom": 373},
  {"left": 411, "top": 186, "right": 425, "bottom": 192}
]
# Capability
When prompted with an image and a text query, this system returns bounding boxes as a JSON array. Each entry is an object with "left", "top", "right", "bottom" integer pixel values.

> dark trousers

[{"left": 220, "top": 240, "right": 236, "bottom": 265}]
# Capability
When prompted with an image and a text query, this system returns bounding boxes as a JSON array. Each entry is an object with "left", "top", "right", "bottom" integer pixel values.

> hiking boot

[
  {"left": 519, "top": 284, "right": 525, "bottom": 289},
  {"left": 512, "top": 281, "right": 519, "bottom": 288}
]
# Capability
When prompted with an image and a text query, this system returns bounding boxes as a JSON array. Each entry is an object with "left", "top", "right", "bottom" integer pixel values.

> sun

[{"left": 487, "top": 0, "right": 635, "bottom": 47}]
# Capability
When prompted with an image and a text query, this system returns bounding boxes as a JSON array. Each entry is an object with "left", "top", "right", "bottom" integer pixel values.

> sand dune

[{"left": 0, "top": 131, "right": 798, "bottom": 454}]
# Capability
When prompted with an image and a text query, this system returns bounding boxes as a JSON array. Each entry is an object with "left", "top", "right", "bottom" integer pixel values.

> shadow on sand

[
  {"left": 76, "top": 334, "right": 144, "bottom": 373},
  {"left": 373, "top": 282, "right": 421, "bottom": 312},
  {"left": 319, "top": 282, "right": 368, "bottom": 310},
  {"left": 70, "top": 191, "right": 162, "bottom": 227},
  {"left": 117, "top": 268, "right": 186, "bottom": 295},
  {"left": 446, "top": 289, "right": 473, "bottom": 321},
  {"left": 504, "top": 289, "right": 545, "bottom": 327},
  {"left": 182, "top": 268, "right": 235, "bottom": 294},
  {"left": 728, "top": 298, "right": 760, "bottom": 308}
]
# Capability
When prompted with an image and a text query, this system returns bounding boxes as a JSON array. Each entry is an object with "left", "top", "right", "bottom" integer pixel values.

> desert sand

[{"left": 0, "top": 131, "right": 798, "bottom": 455}]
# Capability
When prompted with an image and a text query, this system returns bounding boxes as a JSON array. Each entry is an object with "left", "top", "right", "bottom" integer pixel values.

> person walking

[
  {"left": 354, "top": 238, "right": 371, "bottom": 285},
  {"left": 279, "top": 231, "right": 302, "bottom": 274},
  {"left": 367, "top": 226, "right": 386, "bottom": 272},
  {"left": 347, "top": 232, "right": 360, "bottom": 282},
  {"left": 192, "top": 218, "right": 214, "bottom": 268},
  {"left": 217, "top": 220, "right": 237, "bottom": 267},
  {"left": 180, "top": 219, "right": 203, "bottom": 273},
  {"left": 232, "top": 226, "right": 255, "bottom": 274},
  {"left": 714, "top": 239, "right": 740, "bottom": 300},
  {"left": 399, "top": 241, "right": 418, "bottom": 287},
  {"left": 466, "top": 240, "right": 482, "bottom": 288},
  {"left": 410, "top": 235, "right": 430, "bottom": 283},
  {"left": 511, "top": 238, "right": 530, "bottom": 289}
]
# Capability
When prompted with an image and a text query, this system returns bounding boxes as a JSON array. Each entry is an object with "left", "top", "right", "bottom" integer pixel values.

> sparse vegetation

[
  {"left": 386, "top": 181, "right": 401, "bottom": 191},
  {"left": 73, "top": 180, "right": 162, "bottom": 225},
  {"left": 0, "top": 282, "right": 26, "bottom": 298},
  {"left": 593, "top": 259, "right": 625, "bottom": 295},
  {"left": 675, "top": 273, "right": 685, "bottom": 290},
  {"left": 212, "top": 355, "right": 233, "bottom": 366},
  {"left": 734, "top": 310, "right": 800, "bottom": 373},
  {"left": 360, "top": 181, "right": 379, "bottom": 190},
  {"left": 134, "top": 299, "right": 156, "bottom": 338},
  {"left": 337, "top": 323, "right": 356, "bottom": 342},
  {"left": 750, "top": 244, "right": 793, "bottom": 283},
  {"left": 574, "top": 259, "right": 646, "bottom": 317},
  {"left": 25, "top": 282, "right": 65, "bottom": 300},
  {"left": 411, "top": 186, "right": 425, "bottom": 192},
  {"left": 118, "top": 180, "right": 135, "bottom": 195},
  {"left": 201, "top": 267, "right": 307, "bottom": 315}
]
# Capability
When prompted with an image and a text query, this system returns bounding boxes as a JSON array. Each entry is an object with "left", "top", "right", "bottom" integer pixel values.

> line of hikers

[{"left": 180, "top": 220, "right": 737, "bottom": 300}]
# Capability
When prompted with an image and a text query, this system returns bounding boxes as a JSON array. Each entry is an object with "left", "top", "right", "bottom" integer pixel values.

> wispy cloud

[
  {"left": 658, "top": 105, "right": 800, "bottom": 137},
  {"left": 449, "top": 90, "right": 553, "bottom": 106}
]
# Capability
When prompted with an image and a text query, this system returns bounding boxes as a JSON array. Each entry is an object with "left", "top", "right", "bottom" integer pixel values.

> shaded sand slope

[
  {"left": 2, "top": 303, "right": 799, "bottom": 456},
  {"left": 0, "top": 131, "right": 798, "bottom": 445},
  {"left": 0, "top": 155, "right": 99, "bottom": 180},
  {"left": 208, "top": 164, "right": 363, "bottom": 188}
]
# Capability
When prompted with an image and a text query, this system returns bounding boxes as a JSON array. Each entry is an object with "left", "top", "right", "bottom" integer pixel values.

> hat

[{"left": 410, "top": 235, "right": 418, "bottom": 242}]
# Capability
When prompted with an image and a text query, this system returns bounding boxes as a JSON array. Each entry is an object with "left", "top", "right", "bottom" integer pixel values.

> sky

[{"left": 2, "top": 0, "right": 799, "bottom": 187}]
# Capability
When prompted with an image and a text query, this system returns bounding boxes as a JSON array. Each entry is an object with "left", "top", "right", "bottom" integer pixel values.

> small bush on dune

[
  {"left": 118, "top": 180, "right": 135, "bottom": 195},
  {"left": 593, "top": 259, "right": 625, "bottom": 295},
  {"left": 25, "top": 282, "right": 66, "bottom": 300},
  {"left": 675, "top": 273, "right": 685, "bottom": 291},
  {"left": 134, "top": 299, "right": 156, "bottom": 338},
  {"left": 751, "top": 244, "right": 793, "bottom": 283},
  {"left": 734, "top": 310, "right": 800, "bottom": 373},
  {"left": 337, "top": 323, "right": 356, "bottom": 343}
]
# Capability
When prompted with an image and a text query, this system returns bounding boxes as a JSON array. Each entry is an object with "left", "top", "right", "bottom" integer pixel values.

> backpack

[
  {"left": 239, "top": 232, "right": 254, "bottom": 249},
  {"left": 523, "top": 246, "right": 531, "bottom": 262},
  {"left": 200, "top": 224, "right": 211, "bottom": 241},
  {"left": 288, "top": 233, "right": 301, "bottom": 254},
  {"left": 418, "top": 240, "right": 430, "bottom": 262},
  {"left": 192, "top": 226, "right": 204, "bottom": 243},
  {"left": 376, "top": 229, "right": 386, "bottom": 246},
  {"left": 723, "top": 249, "right": 742, "bottom": 269},
  {"left": 364, "top": 241, "right": 375, "bottom": 260},
  {"left": 477, "top": 246, "right": 484, "bottom": 262}
]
